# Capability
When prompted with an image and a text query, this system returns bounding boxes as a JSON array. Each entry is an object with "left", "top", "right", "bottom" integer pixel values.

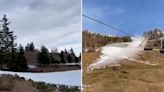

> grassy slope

[
  {"left": 83, "top": 50, "right": 164, "bottom": 92},
  {"left": 0, "top": 75, "right": 38, "bottom": 92},
  {"left": 0, "top": 75, "right": 80, "bottom": 92}
]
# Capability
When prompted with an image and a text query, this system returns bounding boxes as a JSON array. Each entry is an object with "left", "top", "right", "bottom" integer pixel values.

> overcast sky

[
  {"left": 0, "top": 0, "right": 81, "bottom": 54},
  {"left": 83, "top": 0, "right": 164, "bottom": 36}
]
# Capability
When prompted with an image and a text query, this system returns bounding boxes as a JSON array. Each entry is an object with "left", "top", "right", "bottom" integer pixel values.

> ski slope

[
  {"left": 89, "top": 37, "right": 144, "bottom": 69},
  {"left": 0, "top": 70, "right": 81, "bottom": 86}
]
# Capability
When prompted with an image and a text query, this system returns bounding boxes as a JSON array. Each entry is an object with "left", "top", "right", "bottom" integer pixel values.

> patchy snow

[
  {"left": 28, "top": 65, "right": 37, "bottom": 69},
  {"left": 124, "top": 57, "right": 158, "bottom": 65},
  {"left": 89, "top": 37, "right": 144, "bottom": 69},
  {"left": 0, "top": 70, "right": 81, "bottom": 86}
]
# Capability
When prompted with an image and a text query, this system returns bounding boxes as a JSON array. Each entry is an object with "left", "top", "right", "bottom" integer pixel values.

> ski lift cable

[
  {"left": 139, "top": 0, "right": 155, "bottom": 26},
  {"left": 83, "top": 14, "right": 135, "bottom": 37}
]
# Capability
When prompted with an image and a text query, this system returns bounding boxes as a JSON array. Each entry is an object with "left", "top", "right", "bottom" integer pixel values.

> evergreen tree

[
  {"left": 75, "top": 56, "right": 79, "bottom": 63},
  {"left": 70, "top": 48, "right": 75, "bottom": 62},
  {"left": 64, "top": 49, "right": 68, "bottom": 55},
  {"left": 8, "top": 45, "right": 28, "bottom": 71},
  {"left": 60, "top": 50, "right": 65, "bottom": 63},
  {"left": 17, "top": 45, "right": 28, "bottom": 71},
  {"left": 0, "top": 14, "right": 16, "bottom": 69},
  {"left": 50, "top": 53, "right": 59, "bottom": 65},
  {"left": 64, "top": 49, "right": 68, "bottom": 63},
  {"left": 75, "top": 53, "right": 81, "bottom": 63},
  {"left": 50, "top": 53, "right": 54, "bottom": 64},
  {"left": 67, "top": 54, "right": 73, "bottom": 63},
  {"left": 25, "top": 42, "right": 35, "bottom": 52},
  {"left": 38, "top": 46, "right": 50, "bottom": 65},
  {"left": 25, "top": 43, "right": 30, "bottom": 52},
  {"left": 29, "top": 42, "right": 34, "bottom": 51},
  {"left": 18, "top": 45, "right": 28, "bottom": 71}
]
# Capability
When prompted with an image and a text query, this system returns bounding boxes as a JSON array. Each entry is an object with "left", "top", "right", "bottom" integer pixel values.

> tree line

[
  {"left": 143, "top": 28, "right": 164, "bottom": 47},
  {"left": 143, "top": 28, "right": 163, "bottom": 39},
  {"left": 0, "top": 15, "right": 80, "bottom": 72},
  {"left": 83, "top": 30, "right": 132, "bottom": 50},
  {"left": 37, "top": 45, "right": 81, "bottom": 65}
]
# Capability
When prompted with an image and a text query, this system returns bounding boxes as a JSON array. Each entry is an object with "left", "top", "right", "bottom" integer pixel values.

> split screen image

[{"left": 0, "top": 0, "right": 164, "bottom": 92}]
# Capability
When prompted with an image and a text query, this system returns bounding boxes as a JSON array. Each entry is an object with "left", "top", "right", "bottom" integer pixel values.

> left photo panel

[{"left": 0, "top": 0, "right": 81, "bottom": 92}]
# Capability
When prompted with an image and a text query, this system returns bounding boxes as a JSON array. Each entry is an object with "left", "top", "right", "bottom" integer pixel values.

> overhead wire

[
  {"left": 83, "top": 14, "right": 135, "bottom": 37},
  {"left": 139, "top": 0, "right": 155, "bottom": 26}
]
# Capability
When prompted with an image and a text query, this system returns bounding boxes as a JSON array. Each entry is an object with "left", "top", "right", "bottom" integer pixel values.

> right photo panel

[{"left": 82, "top": 0, "right": 164, "bottom": 92}]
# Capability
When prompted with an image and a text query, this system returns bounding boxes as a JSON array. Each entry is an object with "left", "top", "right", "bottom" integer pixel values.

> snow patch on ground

[
  {"left": 28, "top": 65, "right": 37, "bottom": 69},
  {"left": 0, "top": 70, "right": 81, "bottom": 86},
  {"left": 89, "top": 37, "right": 144, "bottom": 69}
]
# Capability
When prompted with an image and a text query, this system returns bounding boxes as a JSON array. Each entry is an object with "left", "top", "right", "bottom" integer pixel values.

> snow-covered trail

[
  {"left": 88, "top": 37, "right": 148, "bottom": 69},
  {"left": 0, "top": 70, "right": 81, "bottom": 86}
]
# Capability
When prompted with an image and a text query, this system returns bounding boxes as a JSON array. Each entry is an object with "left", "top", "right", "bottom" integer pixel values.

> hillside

[
  {"left": 0, "top": 74, "right": 80, "bottom": 92},
  {"left": 82, "top": 30, "right": 132, "bottom": 51},
  {"left": 83, "top": 50, "right": 164, "bottom": 92},
  {"left": 83, "top": 29, "right": 164, "bottom": 92}
]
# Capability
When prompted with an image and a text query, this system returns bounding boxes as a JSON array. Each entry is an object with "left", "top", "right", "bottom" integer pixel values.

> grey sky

[{"left": 0, "top": 0, "right": 81, "bottom": 54}]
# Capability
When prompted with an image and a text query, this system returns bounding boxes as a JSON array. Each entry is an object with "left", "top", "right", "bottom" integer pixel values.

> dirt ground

[
  {"left": 0, "top": 75, "right": 38, "bottom": 92},
  {"left": 83, "top": 50, "right": 164, "bottom": 92}
]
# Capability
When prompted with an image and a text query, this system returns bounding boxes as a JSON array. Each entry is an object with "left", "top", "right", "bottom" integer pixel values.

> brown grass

[
  {"left": 82, "top": 51, "right": 101, "bottom": 71},
  {"left": 83, "top": 50, "right": 164, "bottom": 92},
  {"left": 0, "top": 75, "right": 38, "bottom": 92},
  {"left": 0, "top": 75, "right": 14, "bottom": 91}
]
